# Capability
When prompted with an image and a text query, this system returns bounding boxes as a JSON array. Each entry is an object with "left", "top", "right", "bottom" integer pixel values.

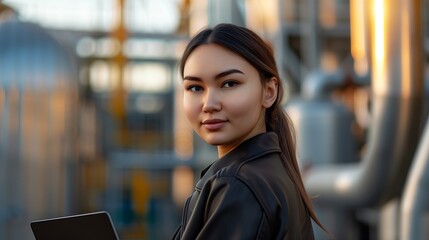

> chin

[
  {"left": 203, "top": 138, "right": 224, "bottom": 146},
  {"left": 200, "top": 134, "right": 229, "bottom": 146}
]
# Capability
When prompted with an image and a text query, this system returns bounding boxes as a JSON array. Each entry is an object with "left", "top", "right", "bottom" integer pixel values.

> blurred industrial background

[{"left": 0, "top": 0, "right": 428, "bottom": 239}]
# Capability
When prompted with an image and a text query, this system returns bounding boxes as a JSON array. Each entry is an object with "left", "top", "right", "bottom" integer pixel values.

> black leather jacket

[{"left": 172, "top": 132, "right": 315, "bottom": 240}]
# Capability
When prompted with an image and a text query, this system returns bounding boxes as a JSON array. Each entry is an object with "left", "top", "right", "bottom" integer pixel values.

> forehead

[{"left": 183, "top": 44, "right": 256, "bottom": 76}]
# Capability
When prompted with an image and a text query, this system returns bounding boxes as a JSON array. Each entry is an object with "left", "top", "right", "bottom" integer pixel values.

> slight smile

[{"left": 202, "top": 119, "right": 228, "bottom": 131}]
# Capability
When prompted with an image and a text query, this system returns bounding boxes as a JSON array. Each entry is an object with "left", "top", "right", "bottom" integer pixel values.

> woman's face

[{"left": 182, "top": 44, "right": 277, "bottom": 157}]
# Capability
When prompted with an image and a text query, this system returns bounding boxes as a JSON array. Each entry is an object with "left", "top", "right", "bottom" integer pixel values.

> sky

[{"left": 3, "top": 0, "right": 181, "bottom": 33}]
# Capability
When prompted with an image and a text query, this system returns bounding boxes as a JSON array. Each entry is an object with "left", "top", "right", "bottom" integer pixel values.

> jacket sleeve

[{"left": 189, "top": 176, "right": 269, "bottom": 240}]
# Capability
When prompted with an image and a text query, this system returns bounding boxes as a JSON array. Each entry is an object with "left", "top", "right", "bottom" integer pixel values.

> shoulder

[
  {"left": 199, "top": 164, "right": 265, "bottom": 209},
  {"left": 210, "top": 150, "right": 288, "bottom": 194},
  {"left": 212, "top": 151, "right": 290, "bottom": 217},
  {"left": 199, "top": 172, "right": 265, "bottom": 220}
]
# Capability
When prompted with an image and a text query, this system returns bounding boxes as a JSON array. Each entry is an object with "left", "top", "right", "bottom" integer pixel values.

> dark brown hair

[{"left": 180, "top": 23, "right": 328, "bottom": 234}]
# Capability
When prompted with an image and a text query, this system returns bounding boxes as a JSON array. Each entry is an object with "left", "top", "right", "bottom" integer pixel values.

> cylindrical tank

[
  {"left": 0, "top": 19, "right": 78, "bottom": 240},
  {"left": 286, "top": 98, "right": 358, "bottom": 167}
]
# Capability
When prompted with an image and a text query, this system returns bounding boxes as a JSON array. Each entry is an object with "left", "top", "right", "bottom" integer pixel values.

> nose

[{"left": 202, "top": 89, "right": 221, "bottom": 113}]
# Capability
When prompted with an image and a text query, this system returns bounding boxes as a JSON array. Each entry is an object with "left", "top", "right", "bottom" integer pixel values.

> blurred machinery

[
  {"left": 0, "top": 0, "right": 428, "bottom": 240},
  {"left": 279, "top": 0, "right": 427, "bottom": 239},
  {"left": 0, "top": 17, "right": 79, "bottom": 240}
]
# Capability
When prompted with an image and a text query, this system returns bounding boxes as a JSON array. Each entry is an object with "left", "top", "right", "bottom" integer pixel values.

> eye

[
  {"left": 222, "top": 81, "right": 239, "bottom": 88},
  {"left": 186, "top": 85, "right": 204, "bottom": 92}
]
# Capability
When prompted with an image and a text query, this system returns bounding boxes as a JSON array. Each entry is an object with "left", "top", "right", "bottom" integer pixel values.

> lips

[{"left": 202, "top": 119, "right": 227, "bottom": 131}]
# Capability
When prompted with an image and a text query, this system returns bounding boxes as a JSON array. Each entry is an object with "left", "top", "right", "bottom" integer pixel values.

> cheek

[
  {"left": 183, "top": 94, "right": 200, "bottom": 123},
  {"left": 226, "top": 93, "right": 262, "bottom": 119}
]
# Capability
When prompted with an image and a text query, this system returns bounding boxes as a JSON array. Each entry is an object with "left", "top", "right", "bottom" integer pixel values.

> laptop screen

[{"left": 31, "top": 211, "right": 119, "bottom": 240}]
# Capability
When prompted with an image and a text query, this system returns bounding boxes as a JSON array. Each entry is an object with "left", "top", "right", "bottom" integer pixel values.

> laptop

[{"left": 31, "top": 211, "right": 120, "bottom": 240}]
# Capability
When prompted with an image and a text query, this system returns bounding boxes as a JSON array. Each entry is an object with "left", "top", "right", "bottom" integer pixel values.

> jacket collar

[{"left": 196, "top": 132, "right": 281, "bottom": 190}]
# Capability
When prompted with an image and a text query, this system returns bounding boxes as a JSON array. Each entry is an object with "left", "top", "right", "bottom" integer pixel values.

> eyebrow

[{"left": 183, "top": 69, "right": 245, "bottom": 81}]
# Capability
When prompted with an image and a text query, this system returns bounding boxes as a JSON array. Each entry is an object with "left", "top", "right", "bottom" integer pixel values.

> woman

[{"left": 172, "top": 23, "right": 327, "bottom": 240}]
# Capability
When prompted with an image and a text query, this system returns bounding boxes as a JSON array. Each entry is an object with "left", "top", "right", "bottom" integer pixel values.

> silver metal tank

[
  {"left": 286, "top": 98, "right": 358, "bottom": 167},
  {"left": 0, "top": 19, "right": 78, "bottom": 240}
]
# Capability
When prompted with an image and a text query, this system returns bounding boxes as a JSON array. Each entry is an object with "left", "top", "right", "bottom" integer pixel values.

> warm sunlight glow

[
  {"left": 401, "top": 6, "right": 411, "bottom": 97},
  {"left": 374, "top": 0, "right": 385, "bottom": 63},
  {"left": 372, "top": 0, "right": 387, "bottom": 94},
  {"left": 350, "top": 0, "right": 368, "bottom": 76}
]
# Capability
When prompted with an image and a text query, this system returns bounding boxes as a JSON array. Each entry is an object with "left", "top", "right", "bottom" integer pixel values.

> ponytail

[{"left": 267, "top": 98, "right": 332, "bottom": 237}]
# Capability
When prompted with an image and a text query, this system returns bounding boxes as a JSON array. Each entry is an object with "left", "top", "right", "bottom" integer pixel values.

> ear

[{"left": 262, "top": 77, "right": 278, "bottom": 108}]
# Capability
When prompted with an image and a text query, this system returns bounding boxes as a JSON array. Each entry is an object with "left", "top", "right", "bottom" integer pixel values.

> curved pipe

[
  {"left": 304, "top": 0, "right": 424, "bottom": 207},
  {"left": 302, "top": 70, "right": 345, "bottom": 100},
  {"left": 400, "top": 117, "right": 429, "bottom": 240},
  {"left": 305, "top": 96, "right": 421, "bottom": 207}
]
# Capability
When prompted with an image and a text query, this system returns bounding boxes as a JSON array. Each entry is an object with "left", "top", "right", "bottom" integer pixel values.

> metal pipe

[
  {"left": 300, "top": 0, "right": 320, "bottom": 72},
  {"left": 304, "top": 0, "right": 424, "bottom": 207},
  {"left": 400, "top": 116, "right": 429, "bottom": 240}
]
